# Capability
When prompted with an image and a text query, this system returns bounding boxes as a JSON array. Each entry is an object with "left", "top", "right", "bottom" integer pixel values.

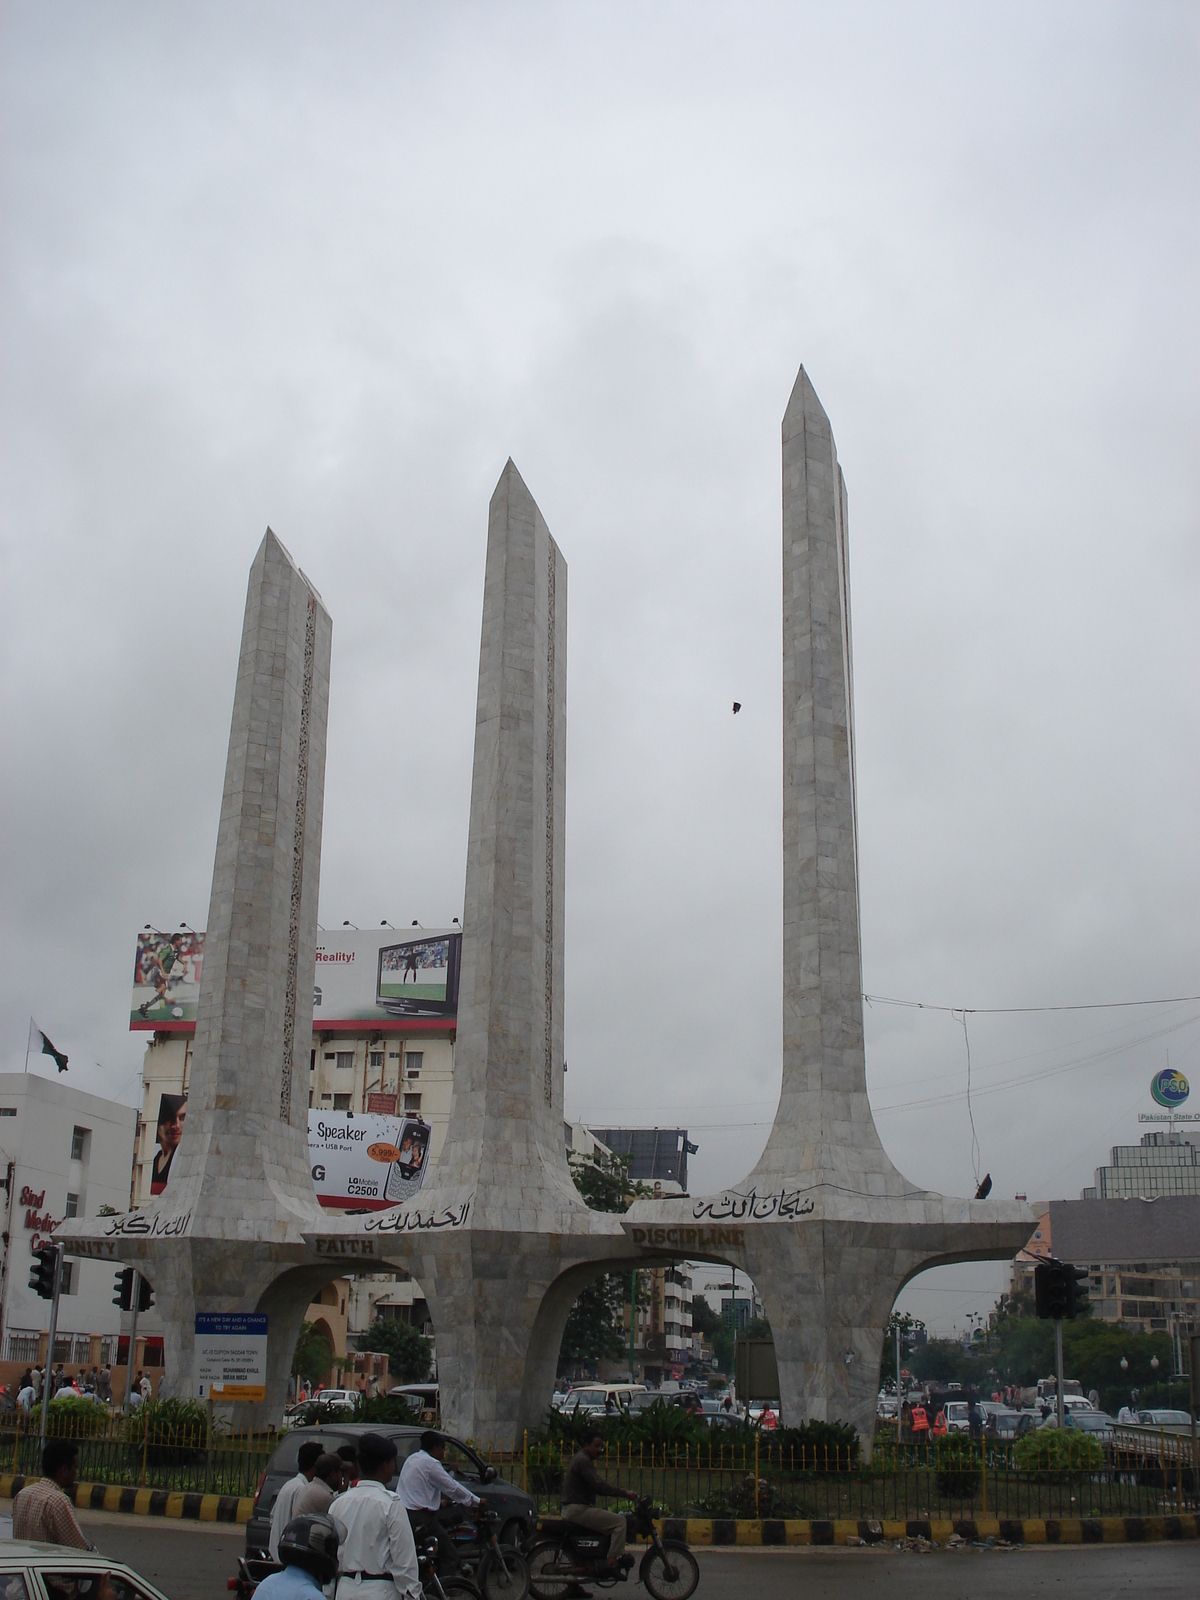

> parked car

[
  {"left": 0, "top": 1542, "right": 169, "bottom": 1600},
  {"left": 976, "top": 1403, "right": 1032, "bottom": 1440},
  {"left": 245, "top": 1423, "right": 536, "bottom": 1557},
  {"left": 388, "top": 1383, "right": 439, "bottom": 1418}
]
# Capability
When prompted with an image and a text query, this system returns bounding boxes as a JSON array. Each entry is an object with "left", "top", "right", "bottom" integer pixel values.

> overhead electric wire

[{"left": 864, "top": 992, "right": 1200, "bottom": 1015}]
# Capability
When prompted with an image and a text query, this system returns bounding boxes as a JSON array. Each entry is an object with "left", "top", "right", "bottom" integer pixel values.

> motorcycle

[
  {"left": 446, "top": 1507, "right": 530, "bottom": 1600},
  {"left": 525, "top": 1497, "right": 698, "bottom": 1600}
]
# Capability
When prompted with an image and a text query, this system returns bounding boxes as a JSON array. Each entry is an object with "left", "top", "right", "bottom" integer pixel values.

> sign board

[
  {"left": 1151, "top": 1068, "right": 1190, "bottom": 1109},
  {"left": 308, "top": 1111, "right": 431, "bottom": 1210},
  {"left": 132, "top": 927, "right": 461, "bottom": 1032},
  {"left": 734, "top": 1337, "right": 780, "bottom": 1402},
  {"left": 194, "top": 1313, "right": 268, "bottom": 1401},
  {"left": 1191, "top": 1333, "right": 1200, "bottom": 1415}
]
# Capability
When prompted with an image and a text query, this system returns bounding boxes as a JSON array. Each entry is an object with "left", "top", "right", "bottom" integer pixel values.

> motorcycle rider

[
  {"left": 254, "top": 1516, "right": 340, "bottom": 1600},
  {"left": 561, "top": 1431, "right": 636, "bottom": 1573}
]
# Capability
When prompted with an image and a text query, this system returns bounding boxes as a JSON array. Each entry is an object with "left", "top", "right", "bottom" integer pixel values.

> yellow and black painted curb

[
  {"left": 1, "top": 1474, "right": 253, "bottom": 1525},
  {"left": 655, "top": 1513, "right": 1200, "bottom": 1546}
]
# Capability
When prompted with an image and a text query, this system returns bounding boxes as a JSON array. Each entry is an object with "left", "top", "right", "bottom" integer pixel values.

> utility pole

[
  {"left": 628, "top": 1269, "right": 636, "bottom": 1382},
  {"left": 124, "top": 1270, "right": 142, "bottom": 1413},
  {"left": 895, "top": 1319, "right": 902, "bottom": 1445},
  {"left": 39, "top": 1242, "right": 65, "bottom": 1449},
  {"left": 1054, "top": 1317, "right": 1065, "bottom": 1433}
]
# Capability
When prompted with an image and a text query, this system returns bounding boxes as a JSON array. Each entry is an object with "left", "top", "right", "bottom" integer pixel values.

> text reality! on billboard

[{"left": 131, "top": 927, "right": 461, "bottom": 1031}]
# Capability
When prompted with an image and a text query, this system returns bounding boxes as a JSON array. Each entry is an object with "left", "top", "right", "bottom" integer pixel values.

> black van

[{"left": 245, "top": 1423, "right": 535, "bottom": 1556}]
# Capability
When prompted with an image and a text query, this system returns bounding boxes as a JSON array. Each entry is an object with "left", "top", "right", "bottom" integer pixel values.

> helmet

[{"left": 278, "top": 1514, "right": 340, "bottom": 1584}]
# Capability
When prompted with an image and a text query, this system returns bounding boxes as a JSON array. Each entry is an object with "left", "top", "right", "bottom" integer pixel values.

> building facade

[
  {"left": 1080, "top": 1130, "right": 1200, "bottom": 1200},
  {"left": 0, "top": 1073, "right": 138, "bottom": 1382}
]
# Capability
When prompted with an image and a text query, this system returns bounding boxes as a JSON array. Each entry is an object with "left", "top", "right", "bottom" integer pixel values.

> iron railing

[{"left": 2, "top": 1413, "right": 276, "bottom": 1499}]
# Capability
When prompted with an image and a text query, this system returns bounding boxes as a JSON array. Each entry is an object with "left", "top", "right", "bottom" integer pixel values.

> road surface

[{"left": 64, "top": 1509, "right": 1199, "bottom": 1600}]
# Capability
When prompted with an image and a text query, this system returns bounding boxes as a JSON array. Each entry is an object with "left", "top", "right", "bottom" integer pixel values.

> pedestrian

[
  {"left": 328, "top": 1433, "right": 420, "bottom": 1600},
  {"left": 17, "top": 1379, "right": 36, "bottom": 1414},
  {"left": 12, "top": 1439, "right": 92, "bottom": 1548},
  {"left": 398, "top": 1431, "right": 481, "bottom": 1570},
  {"left": 270, "top": 1440, "right": 327, "bottom": 1559},
  {"left": 138, "top": 1371, "right": 152, "bottom": 1403},
  {"left": 336, "top": 1444, "right": 360, "bottom": 1488},
  {"left": 254, "top": 1515, "right": 340, "bottom": 1600},
  {"left": 293, "top": 1454, "right": 345, "bottom": 1518},
  {"left": 31, "top": 1367, "right": 43, "bottom": 1401}
]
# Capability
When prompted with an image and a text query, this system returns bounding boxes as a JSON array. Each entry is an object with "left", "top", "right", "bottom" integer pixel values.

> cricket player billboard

[{"left": 131, "top": 927, "right": 461, "bottom": 1031}]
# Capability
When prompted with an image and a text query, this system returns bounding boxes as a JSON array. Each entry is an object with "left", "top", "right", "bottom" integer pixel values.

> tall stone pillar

[
  {"left": 625, "top": 368, "right": 1036, "bottom": 1451},
  {"left": 62, "top": 530, "right": 336, "bottom": 1417}
]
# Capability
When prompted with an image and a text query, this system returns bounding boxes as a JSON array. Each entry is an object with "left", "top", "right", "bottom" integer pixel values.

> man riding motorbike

[{"left": 561, "top": 1431, "right": 636, "bottom": 1574}]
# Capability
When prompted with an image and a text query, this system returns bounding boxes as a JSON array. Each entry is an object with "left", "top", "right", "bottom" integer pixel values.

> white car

[
  {"left": 941, "top": 1401, "right": 971, "bottom": 1434},
  {"left": 1, "top": 1542, "right": 169, "bottom": 1600}
]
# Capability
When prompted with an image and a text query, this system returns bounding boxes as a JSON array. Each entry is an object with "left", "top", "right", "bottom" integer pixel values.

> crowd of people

[{"left": 5, "top": 1363, "right": 155, "bottom": 1413}]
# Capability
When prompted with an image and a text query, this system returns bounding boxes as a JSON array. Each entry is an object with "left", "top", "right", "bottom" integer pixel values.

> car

[
  {"left": 245, "top": 1423, "right": 536, "bottom": 1557},
  {"left": 388, "top": 1383, "right": 439, "bottom": 1418},
  {"left": 975, "top": 1403, "right": 1031, "bottom": 1440},
  {"left": 876, "top": 1398, "right": 899, "bottom": 1421},
  {"left": 560, "top": 1383, "right": 646, "bottom": 1417},
  {"left": 1038, "top": 1409, "right": 1115, "bottom": 1441},
  {"left": 941, "top": 1401, "right": 970, "bottom": 1434},
  {"left": 0, "top": 1541, "right": 169, "bottom": 1600},
  {"left": 1136, "top": 1408, "right": 1192, "bottom": 1427}
]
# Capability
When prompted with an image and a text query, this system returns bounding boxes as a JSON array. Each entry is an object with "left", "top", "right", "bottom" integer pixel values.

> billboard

[
  {"left": 308, "top": 1110, "right": 432, "bottom": 1210},
  {"left": 133, "top": 927, "right": 462, "bottom": 1032},
  {"left": 131, "top": 930, "right": 205, "bottom": 1029}
]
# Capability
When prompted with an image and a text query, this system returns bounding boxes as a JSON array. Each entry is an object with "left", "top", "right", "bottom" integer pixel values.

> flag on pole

[{"left": 28, "top": 1019, "right": 68, "bottom": 1072}]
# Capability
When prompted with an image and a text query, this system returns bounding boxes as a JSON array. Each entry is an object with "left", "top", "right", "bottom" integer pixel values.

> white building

[{"left": 0, "top": 1073, "right": 137, "bottom": 1378}]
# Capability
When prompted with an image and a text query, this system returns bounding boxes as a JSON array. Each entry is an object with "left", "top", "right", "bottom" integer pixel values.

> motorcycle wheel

[
  {"left": 526, "top": 1542, "right": 573, "bottom": 1600},
  {"left": 431, "top": 1579, "right": 483, "bottom": 1600},
  {"left": 480, "top": 1548, "right": 530, "bottom": 1600},
  {"left": 641, "top": 1543, "right": 699, "bottom": 1600}
]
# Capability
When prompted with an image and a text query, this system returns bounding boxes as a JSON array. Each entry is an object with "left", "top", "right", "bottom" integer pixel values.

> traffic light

[
  {"left": 1034, "top": 1260, "right": 1068, "bottom": 1319},
  {"left": 113, "top": 1268, "right": 134, "bottom": 1310},
  {"left": 1065, "top": 1263, "right": 1089, "bottom": 1320},
  {"left": 1035, "top": 1258, "right": 1088, "bottom": 1321},
  {"left": 137, "top": 1276, "right": 154, "bottom": 1312},
  {"left": 28, "top": 1245, "right": 56, "bottom": 1300}
]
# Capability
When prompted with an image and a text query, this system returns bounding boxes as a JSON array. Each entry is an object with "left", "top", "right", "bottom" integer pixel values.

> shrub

[
  {"left": 770, "top": 1421, "right": 860, "bottom": 1469},
  {"left": 1014, "top": 1427, "right": 1103, "bottom": 1477},
  {"left": 40, "top": 1396, "right": 111, "bottom": 1437}
]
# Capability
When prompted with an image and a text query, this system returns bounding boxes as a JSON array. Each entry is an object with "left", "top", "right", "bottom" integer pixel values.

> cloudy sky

[{"left": 2, "top": 2, "right": 1196, "bottom": 1334}]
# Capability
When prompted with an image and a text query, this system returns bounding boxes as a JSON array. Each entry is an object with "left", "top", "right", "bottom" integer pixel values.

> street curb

[
  {"left": 656, "top": 1513, "right": 1200, "bottom": 1546},
  {"left": 1, "top": 1475, "right": 253, "bottom": 1525}
]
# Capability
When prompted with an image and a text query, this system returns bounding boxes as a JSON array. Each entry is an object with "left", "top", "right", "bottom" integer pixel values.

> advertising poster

[
  {"left": 151, "top": 1093, "right": 188, "bottom": 1195},
  {"left": 130, "top": 929, "right": 205, "bottom": 1028},
  {"left": 308, "top": 1110, "right": 432, "bottom": 1210},
  {"left": 132, "top": 927, "right": 461, "bottom": 1032}
]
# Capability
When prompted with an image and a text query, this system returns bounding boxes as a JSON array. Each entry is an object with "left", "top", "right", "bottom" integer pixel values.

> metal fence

[
  {"left": 497, "top": 1434, "right": 1198, "bottom": 1522},
  {"left": 2, "top": 1413, "right": 276, "bottom": 1499}
]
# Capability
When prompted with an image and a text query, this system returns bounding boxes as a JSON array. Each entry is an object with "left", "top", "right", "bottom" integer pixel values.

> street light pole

[
  {"left": 1054, "top": 1318, "right": 1065, "bottom": 1433},
  {"left": 39, "top": 1242, "right": 65, "bottom": 1449}
]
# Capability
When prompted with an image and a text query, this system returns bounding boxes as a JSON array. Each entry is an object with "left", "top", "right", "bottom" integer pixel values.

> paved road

[{"left": 66, "top": 1513, "right": 1199, "bottom": 1600}]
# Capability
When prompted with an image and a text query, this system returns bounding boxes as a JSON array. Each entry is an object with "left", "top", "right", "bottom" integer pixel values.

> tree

[
  {"left": 292, "top": 1321, "right": 333, "bottom": 1384},
  {"left": 557, "top": 1157, "right": 649, "bottom": 1377},
  {"left": 743, "top": 1316, "right": 772, "bottom": 1342},
  {"left": 689, "top": 1296, "right": 734, "bottom": 1374},
  {"left": 360, "top": 1317, "right": 432, "bottom": 1383}
]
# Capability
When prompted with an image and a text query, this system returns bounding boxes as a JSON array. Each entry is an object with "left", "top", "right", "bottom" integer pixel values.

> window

[
  {"left": 405, "top": 1052, "right": 423, "bottom": 1078},
  {"left": 333, "top": 1094, "right": 352, "bottom": 1110},
  {"left": 336, "top": 1052, "right": 354, "bottom": 1071},
  {"left": 403, "top": 1093, "right": 422, "bottom": 1113},
  {"left": 324, "top": 1052, "right": 336, "bottom": 1061},
  {"left": 0, "top": 1575, "right": 29, "bottom": 1600},
  {"left": 370, "top": 1052, "right": 383, "bottom": 1069},
  {"left": 6, "top": 1331, "right": 39, "bottom": 1363},
  {"left": 0, "top": 1107, "right": 15, "bottom": 1117},
  {"left": 389, "top": 1051, "right": 400, "bottom": 1059},
  {"left": 308, "top": 1091, "right": 314, "bottom": 1107},
  {"left": 70, "top": 1126, "right": 87, "bottom": 1161},
  {"left": 59, "top": 1262, "right": 74, "bottom": 1294},
  {"left": 310, "top": 1050, "right": 316, "bottom": 1072},
  {"left": 65, "top": 1193, "right": 79, "bottom": 1219}
]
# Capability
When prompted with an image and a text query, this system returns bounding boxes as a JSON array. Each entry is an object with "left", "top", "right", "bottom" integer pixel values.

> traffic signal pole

[
  {"left": 1055, "top": 1317, "right": 1065, "bottom": 1433},
  {"left": 124, "top": 1270, "right": 142, "bottom": 1414},
  {"left": 39, "top": 1242, "right": 65, "bottom": 1449}
]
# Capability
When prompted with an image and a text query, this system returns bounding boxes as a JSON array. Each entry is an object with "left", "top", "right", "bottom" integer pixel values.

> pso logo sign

[{"left": 1151, "top": 1068, "right": 1190, "bottom": 1109}]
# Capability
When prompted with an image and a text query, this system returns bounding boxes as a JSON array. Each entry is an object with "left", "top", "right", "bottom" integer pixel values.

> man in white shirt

[
  {"left": 270, "top": 1440, "right": 327, "bottom": 1559},
  {"left": 398, "top": 1432, "right": 482, "bottom": 1569},
  {"left": 329, "top": 1432, "right": 420, "bottom": 1600}
]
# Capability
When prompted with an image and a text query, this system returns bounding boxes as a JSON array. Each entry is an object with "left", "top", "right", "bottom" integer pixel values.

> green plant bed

[{"left": 1013, "top": 1429, "right": 1103, "bottom": 1478}]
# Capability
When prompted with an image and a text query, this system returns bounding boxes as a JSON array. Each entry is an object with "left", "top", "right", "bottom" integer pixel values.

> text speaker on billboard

[{"left": 307, "top": 1110, "right": 432, "bottom": 1210}]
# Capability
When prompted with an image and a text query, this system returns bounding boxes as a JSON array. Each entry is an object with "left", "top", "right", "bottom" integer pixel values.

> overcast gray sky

[{"left": 2, "top": 2, "right": 1196, "bottom": 1334}]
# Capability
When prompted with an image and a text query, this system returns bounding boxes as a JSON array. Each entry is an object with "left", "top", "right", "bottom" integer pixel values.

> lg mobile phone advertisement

[{"left": 308, "top": 1110, "right": 432, "bottom": 1210}]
